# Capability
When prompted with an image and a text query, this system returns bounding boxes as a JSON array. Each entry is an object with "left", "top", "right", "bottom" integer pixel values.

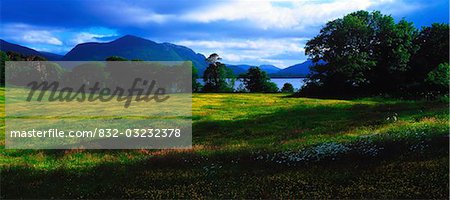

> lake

[{"left": 197, "top": 78, "right": 305, "bottom": 91}]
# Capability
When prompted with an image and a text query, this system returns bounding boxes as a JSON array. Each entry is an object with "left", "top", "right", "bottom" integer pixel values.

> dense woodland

[{"left": 301, "top": 11, "right": 449, "bottom": 99}]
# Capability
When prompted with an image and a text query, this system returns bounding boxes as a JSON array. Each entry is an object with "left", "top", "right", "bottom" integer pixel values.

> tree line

[
  {"left": 0, "top": 51, "right": 294, "bottom": 93},
  {"left": 197, "top": 53, "right": 294, "bottom": 93},
  {"left": 1, "top": 54, "right": 192, "bottom": 93},
  {"left": 196, "top": 53, "right": 293, "bottom": 93},
  {"left": 301, "top": 10, "right": 449, "bottom": 99}
]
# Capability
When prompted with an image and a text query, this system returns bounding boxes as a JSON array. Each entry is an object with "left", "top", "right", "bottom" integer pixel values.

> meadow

[{"left": 0, "top": 87, "right": 448, "bottom": 198}]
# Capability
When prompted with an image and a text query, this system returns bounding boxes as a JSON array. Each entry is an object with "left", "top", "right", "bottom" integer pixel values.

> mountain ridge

[
  {"left": 0, "top": 36, "right": 320, "bottom": 77},
  {"left": 272, "top": 60, "right": 326, "bottom": 77}
]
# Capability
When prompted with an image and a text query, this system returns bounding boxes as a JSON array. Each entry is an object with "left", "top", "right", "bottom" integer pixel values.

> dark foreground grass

[
  {"left": 2, "top": 137, "right": 448, "bottom": 199},
  {"left": 0, "top": 90, "right": 449, "bottom": 198}
]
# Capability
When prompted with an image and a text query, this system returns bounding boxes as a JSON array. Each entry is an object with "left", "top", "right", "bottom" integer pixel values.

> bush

[
  {"left": 281, "top": 83, "right": 294, "bottom": 93},
  {"left": 425, "top": 63, "right": 449, "bottom": 93},
  {"left": 241, "top": 67, "right": 278, "bottom": 93}
]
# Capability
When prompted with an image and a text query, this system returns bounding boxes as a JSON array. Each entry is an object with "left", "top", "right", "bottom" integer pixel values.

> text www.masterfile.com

[{"left": 9, "top": 128, "right": 182, "bottom": 138}]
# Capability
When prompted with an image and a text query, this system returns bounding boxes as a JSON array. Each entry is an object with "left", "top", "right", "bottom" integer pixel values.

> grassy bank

[{"left": 1, "top": 88, "right": 448, "bottom": 198}]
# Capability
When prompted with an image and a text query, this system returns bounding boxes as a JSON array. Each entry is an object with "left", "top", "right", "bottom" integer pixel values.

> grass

[{"left": 0, "top": 88, "right": 449, "bottom": 198}]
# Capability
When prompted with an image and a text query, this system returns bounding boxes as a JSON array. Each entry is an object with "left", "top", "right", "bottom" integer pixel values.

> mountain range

[
  {"left": 0, "top": 39, "right": 62, "bottom": 60},
  {"left": 272, "top": 59, "right": 326, "bottom": 77},
  {"left": 0, "top": 35, "right": 322, "bottom": 77}
]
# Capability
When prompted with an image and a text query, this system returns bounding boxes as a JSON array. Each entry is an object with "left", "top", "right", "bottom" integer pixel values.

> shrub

[{"left": 281, "top": 83, "right": 294, "bottom": 93}]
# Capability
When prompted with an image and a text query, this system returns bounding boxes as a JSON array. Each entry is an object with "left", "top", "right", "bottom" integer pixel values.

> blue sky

[{"left": 0, "top": 0, "right": 448, "bottom": 68}]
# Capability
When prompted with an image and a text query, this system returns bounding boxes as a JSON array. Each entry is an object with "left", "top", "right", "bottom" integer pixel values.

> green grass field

[{"left": 1, "top": 88, "right": 449, "bottom": 198}]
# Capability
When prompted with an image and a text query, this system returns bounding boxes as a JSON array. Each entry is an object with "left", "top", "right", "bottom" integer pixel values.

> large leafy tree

[
  {"left": 240, "top": 67, "right": 278, "bottom": 92},
  {"left": 410, "top": 23, "right": 449, "bottom": 83},
  {"left": 304, "top": 11, "right": 418, "bottom": 96},
  {"left": 425, "top": 63, "right": 449, "bottom": 94},
  {"left": 202, "top": 53, "right": 234, "bottom": 92},
  {"left": 305, "top": 11, "right": 376, "bottom": 90},
  {"left": 370, "top": 19, "right": 418, "bottom": 91}
]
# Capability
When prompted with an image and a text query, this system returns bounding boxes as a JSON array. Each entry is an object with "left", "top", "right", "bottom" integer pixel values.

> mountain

[
  {"left": 2, "top": 36, "right": 307, "bottom": 78},
  {"left": 0, "top": 39, "right": 64, "bottom": 60},
  {"left": 39, "top": 51, "right": 63, "bottom": 60},
  {"left": 63, "top": 35, "right": 208, "bottom": 71},
  {"left": 259, "top": 65, "right": 281, "bottom": 74},
  {"left": 273, "top": 60, "right": 326, "bottom": 77},
  {"left": 225, "top": 64, "right": 281, "bottom": 76},
  {"left": 1, "top": 39, "right": 44, "bottom": 57},
  {"left": 225, "top": 64, "right": 250, "bottom": 76}
]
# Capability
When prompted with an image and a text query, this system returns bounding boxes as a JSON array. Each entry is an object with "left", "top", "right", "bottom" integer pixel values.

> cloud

[
  {"left": 1, "top": 24, "right": 63, "bottom": 45},
  {"left": 176, "top": 38, "right": 308, "bottom": 67},
  {"left": 0, "top": 0, "right": 437, "bottom": 66},
  {"left": 71, "top": 32, "right": 117, "bottom": 45},
  {"left": 94, "top": 2, "right": 175, "bottom": 26},
  {"left": 181, "top": 0, "right": 424, "bottom": 29},
  {"left": 22, "top": 31, "right": 63, "bottom": 45},
  {"left": 177, "top": 38, "right": 306, "bottom": 52},
  {"left": 0, "top": 23, "right": 119, "bottom": 54}
]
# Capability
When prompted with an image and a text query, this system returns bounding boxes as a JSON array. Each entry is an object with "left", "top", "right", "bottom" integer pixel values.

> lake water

[{"left": 197, "top": 78, "right": 305, "bottom": 91}]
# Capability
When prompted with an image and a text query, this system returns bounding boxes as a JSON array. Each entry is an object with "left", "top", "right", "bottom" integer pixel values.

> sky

[{"left": 0, "top": 0, "right": 448, "bottom": 68}]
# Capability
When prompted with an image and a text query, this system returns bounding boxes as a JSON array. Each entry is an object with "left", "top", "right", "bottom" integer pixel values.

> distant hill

[
  {"left": 225, "top": 64, "right": 281, "bottom": 76},
  {"left": 273, "top": 60, "right": 326, "bottom": 77},
  {"left": 1, "top": 39, "right": 43, "bottom": 58},
  {"left": 225, "top": 64, "right": 248, "bottom": 76},
  {"left": 0, "top": 39, "right": 64, "bottom": 60},
  {"left": 39, "top": 51, "right": 63, "bottom": 60},
  {"left": 63, "top": 35, "right": 208, "bottom": 72},
  {"left": 2, "top": 36, "right": 319, "bottom": 78},
  {"left": 259, "top": 65, "right": 281, "bottom": 74}
]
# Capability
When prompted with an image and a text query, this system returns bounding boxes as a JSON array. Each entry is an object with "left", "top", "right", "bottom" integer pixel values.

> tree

[
  {"left": 106, "top": 56, "right": 128, "bottom": 61},
  {"left": 281, "top": 83, "right": 294, "bottom": 93},
  {"left": 410, "top": 23, "right": 449, "bottom": 83},
  {"left": 0, "top": 51, "right": 9, "bottom": 85},
  {"left": 202, "top": 53, "right": 234, "bottom": 92},
  {"left": 370, "top": 19, "right": 418, "bottom": 92},
  {"left": 192, "top": 64, "right": 202, "bottom": 92},
  {"left": 64, "top": 62, "right": 107, "bottom": 87},
  {"left": 205, "top": 53, "right": 221, "bottom": 64},
  {"left": 265, "top": 82, "right": 279, "bottom": 93},
  {"left": 240, "top": 67, "right": 278, "bottom": 93},
  {"left": 425, "top": 63, "right": 449, "bottom": 94},
  {"left": 5, "top": 51, "right": 47, "bottom": 61},
  {"left": 303, "top": 10, "right": 419, "bottom": 97},
  {"left": 2, "top": 51, "right": 64, "bottom": 86},
  {"left": 42, "top": 62, "right": 65, "bottom": 82}
]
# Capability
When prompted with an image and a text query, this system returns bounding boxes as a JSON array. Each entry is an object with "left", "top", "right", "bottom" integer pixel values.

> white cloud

[
  {"left": 177, "top": 38, "right": 306, "bottom": 52},
  {"left": 176, "top": 38, "right": 308, "bottom": 68},
  {"left": 173, "top": 0, "right": 424, "bottom": 67},
  {"left": 71, "top": 32, "right": 117, "bottom": 44},
  {"left": 2, "top": 24, "right": 63, "bottom": 45},
  {"left": 181, "top": 0, "right": 423, "bottom": 29},
  {"left": 0, "top": 0, "right": 425, "bottom": 65},
  {"left": 96, "top": 3, "right": 174, "bottom": 25},
  {"left": 22, "top": 31, "right": 63, "bottom": 45},
  {"left": 0, "top": 23, "right": 120, "bottom": 54}
]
